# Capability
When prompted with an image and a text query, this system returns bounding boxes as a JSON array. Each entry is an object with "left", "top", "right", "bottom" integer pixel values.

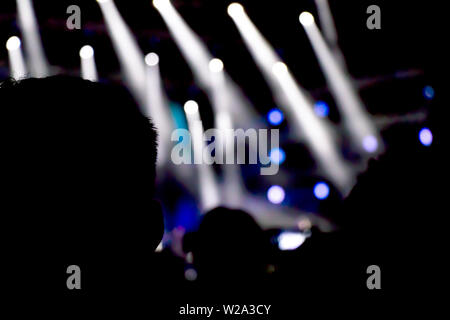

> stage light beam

[
  {"left": 229, "top": 5, "right": 354, "bottom": 193},
  {"left": 79, "top": 45, "right": 98, "bottom": 82},
  {"left": 299, "top": 11, "right": 382, "bottom": 156},
  {"left": 97, "top": 0, "right": 146, "bottom": 105},
  {"left": 145, "top": 52, "right": 174, "bottom": 166},
  {"left": 16, "top": 0, "right": 49, "bottom": 77},
  {"left": 6, "top": 36, "right": 27, "bottom": 80},
  {"left": 184, "top": 100, "right": 221, "bottom": 212}
]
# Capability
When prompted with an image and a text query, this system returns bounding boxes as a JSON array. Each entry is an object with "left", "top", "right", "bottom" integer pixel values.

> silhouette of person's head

[
  {"left": 1, "top": 76, "right": 163, "bottom": 293},
  {"left": 190, "top": 207, "right": 267, "bottom": 285}
]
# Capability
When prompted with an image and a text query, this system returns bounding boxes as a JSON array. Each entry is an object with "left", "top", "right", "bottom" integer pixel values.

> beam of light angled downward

[
  {"left": 79, "top": 45, "right": 98, "bottom": 82},
  {"left": 228, "top": 3, "right": 354, "bottom": 193},
  {"left": 16, "top": 0, "right": 49, "bottom": 77},
  {"left": 97, "top": 0, "right": 146, "bottom": 106},
  {"left": 299, "top": 12, "right": 383, "bottom": 156},
  {"left": 184, "top": 100, "right": 221, "bottom": 212},
  {"left": 152, "top": 0, "right": 259, "bottom": 130},
  {"left": 145, "top": 52, "right": 174, "bottom": 166},
  {"left": 6, "top": 36, "right": 27, "bottom": 80}
]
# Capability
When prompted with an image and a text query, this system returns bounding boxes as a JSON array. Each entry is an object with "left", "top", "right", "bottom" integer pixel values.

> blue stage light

[
  {"left": 314, "top": 101, "right": 329, "bottom": 117},
  {"left": 269, "top": 147, "right": 286, "bottom": 165},
  {"left": 419, "top": 128, "right": 433, "bottom": 146},
  {"left": 267, "top": 109, "right": 284, "bottom": 125},
  {"left": 314, "top": 182, "right": 330, "bottom": 200},
  {"left": 423, "top": 86, "right": 435, "bottom": 100}
]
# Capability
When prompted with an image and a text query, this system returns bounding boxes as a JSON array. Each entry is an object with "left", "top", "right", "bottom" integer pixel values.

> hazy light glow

[
  {"left": 267, "top": 185, "right": 285, "bottom": 204},
  {"left": 6, "top": 36, "right": 21, "bottom": 51},
  {"left": 423, "top": 86, "right": 435, "bottom": 100},
  {"left": 362, "top": 135, "right": 378, "bottom": 153},
  {"left": 227, "top": 3, "right": 245, "bottom": 18},
  {"left": 299, "top": 12, "right": 315, "bottom": 26},
  {"left": 268, "top": 109, "right": 284, "bottom": 125},
  {"left": 314, "top": 101, "right": 329, "bottom": 117},
  {"left": 314, "top": 182, "right": 330, "bottom": 200},
  {"left": 145, "top": 52, "right": 160, "bottom": 66},
  {"left": 209, "top": 58, "right": 224, "bottom": 73},
  {"left": 278, "top": 231, "right": 306, "bottom": 250},
  {"left": 419, "top": 128, "right": 433, "bottom": 146},
  {"left": 269, "top": 148, "right": 286, "bottom": 165},
  {"left": 300, "top": 12, "right": 382, "bottom": 156}
]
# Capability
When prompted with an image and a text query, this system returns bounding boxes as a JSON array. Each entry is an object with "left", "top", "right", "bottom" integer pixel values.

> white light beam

[
  {"left": 16, "top": 0, "right": 49, "bottom": 77},
  {"left": 97, "top": 0, "right": 146, "bottom": 106},
  {"left": 6, "top": 36, "right": 27, "bottom": 80},
  {"left": 300, "top": 12, "right": 383, "bottom": 155}
]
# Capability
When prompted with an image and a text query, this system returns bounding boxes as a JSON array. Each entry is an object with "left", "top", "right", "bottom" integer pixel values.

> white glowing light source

[
  {"left": 314, "top": 182, "right": 330, "bottom": 200},
  {"left": 269, "top": 148, "right": 286, "bottom": 165},
  {"left": 227, "top": 3, "right": 245, "bottom": 17},
  {"left": 278, "top": 231, "right": 306, "bottom": 250},
  {"left": 209, "top": 58, "right": 224, "bottom": 73},
  {"left": 79, "top": 45, "right": 94, "bottom": 59},
  {"left": 6, "top": 36, "right": 21, "bottom": 51},
  {"left": 362, "top": 135, "right": 378, "bottom": 153},
  {"left": 96, "top": 0, "right": 111, "bottom": 3},
  {"left": 272, "top": 61, "right": 288, "bottom": 76},
  {"left": 419, "top": 128, "right": 433, "bottom": 146},
  {"left": 145, "top": 52, "right": 160, "bottom": 66},
  {"left": 184, "top": 100, "right": 199, "bottom": 115},
  {"left": 267, "top": 185, "right": 285, "bottom": 204},
  {"left": 299, "top": 12, "right": 315, "bottom": 27}
]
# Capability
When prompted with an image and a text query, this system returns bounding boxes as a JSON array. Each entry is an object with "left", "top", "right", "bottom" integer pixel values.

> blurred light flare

[
  {"left": 145, "top": 52, "right": 160, "bottom": 66},
  {"left": 269, "top": 148, "right": 286, "bottom": 165},
  {"left": 362, "top": 135, "right": 378, "bottom": 153},
  {"left": 314, "top": 182, "right": 330, "bottom": 200},
  {"left": 299, "top": 12, "right": 315, "bottom": 26},
  {"left": 419, "top": 128, "right": 433, "bottom": 146},
  {"left": 278, "top": 231, "right": 306, "bottom": 250},
  {"left": 267, "top": 185, "right": 285, "bottom": 204},
  {"left": 184, "top": 100, "right": 199, "bottom": 115},
  {"left": 6, "top": 36, "right": 21, "bottom": 51},
  {"left": 267, "top": 109, "right": 284, "bottom": 125},
  {"left": 209, "top": 58, "right": 224, "bottom": 73},
  {"left": 423, "top": 86, "right": 435, "bottom": 100},
  {"left": 314, "top": 101, "right": 329, "bottom": 117}
]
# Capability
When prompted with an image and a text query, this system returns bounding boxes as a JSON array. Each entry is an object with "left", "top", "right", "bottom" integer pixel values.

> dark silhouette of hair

[
  {"left": 0, "top": 76, "right": 163, "bottom": 303},
  {"left": 190, "top": 207, "right": 268, "bottom": 290}
]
